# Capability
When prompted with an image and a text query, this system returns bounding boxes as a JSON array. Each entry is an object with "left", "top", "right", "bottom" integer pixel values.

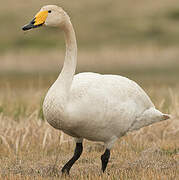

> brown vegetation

[
  {"left": 0, "top": 49, "right": 178, "bottom": 179},
  {"left": 0, "top": 0, "right": 179, "bottom": 179}
]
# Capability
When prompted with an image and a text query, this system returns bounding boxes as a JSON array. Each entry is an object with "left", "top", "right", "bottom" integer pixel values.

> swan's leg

[
  {"left": 101, "top": 137, "right": 117, "bottom": 172},
  {"left": 101, "top": 148, "right": 110, "bottom": 172},
  {"left": 61, "top": 138, "right": 83, "bottom": 174}
]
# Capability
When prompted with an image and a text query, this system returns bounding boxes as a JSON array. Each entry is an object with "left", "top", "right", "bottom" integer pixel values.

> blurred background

[
  {"left": 0, "top": 0, "right": 178, "bottom": 178},
  {"left": 0, "top": 0, "right": 179, "bottom": 132},
  {"left": 1, "top": 0, "right": 179, "bottom": 116}
]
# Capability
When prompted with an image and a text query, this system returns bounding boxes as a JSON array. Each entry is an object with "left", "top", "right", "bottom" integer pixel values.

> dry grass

[
  {"left": 0, "top": 0, "right": 179, "bottom": 179},
  {"left": 0, "top": 104, "right": 178, "bottom": 179},
  {"left": 1, "top": 46, "right": 179, "bottom": 72},
  {"left": 0, "top": 53, "right": 179, "bottom": 179}
]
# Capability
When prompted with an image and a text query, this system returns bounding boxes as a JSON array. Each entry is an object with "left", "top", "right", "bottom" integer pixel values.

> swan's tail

[{"left": 129, "top": 107, "right": 171, "bottom": 131}]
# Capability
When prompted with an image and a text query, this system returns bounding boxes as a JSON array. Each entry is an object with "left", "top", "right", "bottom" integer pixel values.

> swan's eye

[{"left": 48, "top": 10, "right": 52, "bottom": 13}]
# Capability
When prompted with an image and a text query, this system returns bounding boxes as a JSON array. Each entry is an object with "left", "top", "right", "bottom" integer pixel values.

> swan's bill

[{"left": 22, "top": 10, "right": 48, "bottom": 31}]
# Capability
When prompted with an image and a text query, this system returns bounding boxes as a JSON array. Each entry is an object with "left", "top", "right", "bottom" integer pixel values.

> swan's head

[{"left": 22, "top": 5, "right": 68, "bottom": 31}]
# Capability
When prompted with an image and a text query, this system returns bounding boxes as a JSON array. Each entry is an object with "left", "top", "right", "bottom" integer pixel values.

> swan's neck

[
  {"left": 43, "top": 17, "right": 77, "bottom": 125},
  {"left": 56, "top": 19, "right": 77, "bottom": 95}
]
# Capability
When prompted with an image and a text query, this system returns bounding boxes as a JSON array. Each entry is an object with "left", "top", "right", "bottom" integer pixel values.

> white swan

[{"left": 22, "top": 5, "right": 170, "bottom": 174}]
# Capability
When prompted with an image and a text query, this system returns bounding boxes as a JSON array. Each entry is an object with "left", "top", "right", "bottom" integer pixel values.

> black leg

[
  {"left": 101, "top": 149, "right": 110, "bottom": 172},
  {"left": 61, "top": 142, "right": 83, "bottom": 174}
]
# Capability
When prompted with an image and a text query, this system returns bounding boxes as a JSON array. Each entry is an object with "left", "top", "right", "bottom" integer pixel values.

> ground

[{"left": 0, "top": 0, "right": 179, "bottom": 179}]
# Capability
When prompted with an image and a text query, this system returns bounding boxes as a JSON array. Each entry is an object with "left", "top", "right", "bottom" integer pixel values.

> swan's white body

[
  {"left": 44, "top": 70, "right": 168, "bottom": 148},
  {"left": 44, "top": 71, "right": 158, "bottom": 147},
  {"left": 24, "top": 5, "right": 169, "bottom": 149}
]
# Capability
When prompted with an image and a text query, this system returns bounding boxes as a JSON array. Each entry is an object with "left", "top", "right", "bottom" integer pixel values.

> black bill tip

[
  {"left": 22, "top": 18, "right": 36, "bottom": 31},
  {"left": 22, "top": 18, "right": 43, "bottom": 31},
  {"left": 22, "top": 23, "right": 34, "bottom": 31},
  {"left": 22, "top": 23, "right": 43, "bottom": 31}
]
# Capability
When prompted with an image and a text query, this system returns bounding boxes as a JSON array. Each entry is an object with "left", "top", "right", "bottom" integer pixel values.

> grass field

[
  {"left": 0, "top": 0, "right": 179, "bottom": 179},
  {"left": 0, "top": 48, "right": 179, "bottom": 179}
]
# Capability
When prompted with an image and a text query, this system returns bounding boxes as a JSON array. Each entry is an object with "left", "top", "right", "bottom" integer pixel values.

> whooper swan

[{"left": 22, "top": 5, "right": 170, "bottom": 174}]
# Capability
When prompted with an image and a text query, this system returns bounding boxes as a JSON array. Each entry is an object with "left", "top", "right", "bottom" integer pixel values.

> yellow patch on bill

[{"left": 34, "top": 11, "right": 48, "bottom": 26}]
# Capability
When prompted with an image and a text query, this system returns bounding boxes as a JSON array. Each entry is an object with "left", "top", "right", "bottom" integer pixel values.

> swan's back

[{"left": 71, "top": 72, "right": 154, "bottom": 110}]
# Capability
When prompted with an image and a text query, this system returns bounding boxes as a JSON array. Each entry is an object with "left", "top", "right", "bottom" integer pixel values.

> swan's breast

[{"left": 43, "top": 87, "right": 68, "bottom": 130}]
